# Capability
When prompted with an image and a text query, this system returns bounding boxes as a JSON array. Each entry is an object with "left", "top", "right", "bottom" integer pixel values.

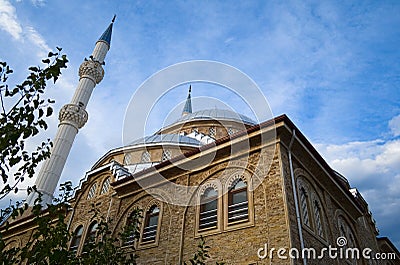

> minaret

[
  {"left": 181, "top": 85, "right": 192, "bottom": 116},
  {"left": 26, "top": 17, "right": 115, "bottom": 206}
]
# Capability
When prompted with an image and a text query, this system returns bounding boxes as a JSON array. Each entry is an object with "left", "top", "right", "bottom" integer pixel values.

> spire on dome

[
  {"left": 97, "top": 15, "right": 116, "bottom": 47},
  {"left": 182, "top": 85, "right": 192, "bottom": 116}
]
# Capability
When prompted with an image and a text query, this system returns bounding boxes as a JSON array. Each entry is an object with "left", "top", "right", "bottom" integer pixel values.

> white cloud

[
  {"left": 25, "top": 26, "right": 50, "bottom": 57},
  {"left": 0, "top": 0, "right": 50, "bottom": 58},
  {"left": 0, "top": 0, "right": 23, "bottom": 40},
  {"left": 314, "top": 115, "right": 400, "bottom": 240},
  {"left": 389, "top": 114, "right": 400, "bottom": 137}
]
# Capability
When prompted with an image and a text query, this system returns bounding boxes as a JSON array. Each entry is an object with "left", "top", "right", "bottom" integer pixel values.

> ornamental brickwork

[
  {"left": 78, "top": 60, "right": 104, "bottom": 84},
  {"left": 59, "top": 103, "right": 88, "bottom": 129}
]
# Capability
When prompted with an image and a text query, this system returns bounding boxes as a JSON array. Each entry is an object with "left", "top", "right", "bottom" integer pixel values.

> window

[
  {"left": 141, "top": 151, "right": 151, "bottom": 163},
  {"left": 227, "top": 127, "right": 234, "bottom": 135},
  {"left": 198, "top": 174, "right": 253, "bottom": 235},
  {"left": 199, "top": 187, "right": 218, "bottom": 230},
  {"left": 314, "top": 200, "right": 323, "bottom": 237},
  {"left": 338, "top": 216, "right": 358, "bottom": 265},
  {"left": 101, "top": 177, "right": 111, "bottom": 194},
  {"left": 141, "top": 205, "right": 160, "bottom": 243},
  {"left": 124, "top": 153, "right": 132, "bottom": 165},
  {"left": 87, "top": 183, "right": 97, "bottom": 200},
  {"left": 70, "top": 225, "right": 83, "bottom": 254},
  {"left": 340, "top": 223, "right": 346, "bottom": 238},
  {"left": 228, "top": 179, "right": 248, "bottom": 224},
  {"left": 348, "top": 231, "right": 358, "bottom": 265},
  {"left": 124, "top": 211, "right": 140, "bottom": 246},
  {"left": 209, "top": 127, "right": 216, "bottom": 137},
  {"left": 161, "top": 149, "right": 171, "bottom": 162},
  {"left": 299, "top": 187, "right": 310, "bottom": 226},
  {"left": 84, "top": 221, "right": 98, "bottom": 245}
]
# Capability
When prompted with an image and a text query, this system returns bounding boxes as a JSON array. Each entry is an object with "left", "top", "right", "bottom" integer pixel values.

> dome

[
  {"left": 173, "top": 109, "right": 256, "bottom": 125},
  {"left": 129, "top": 133, "right": 201, "bottom": 146}
]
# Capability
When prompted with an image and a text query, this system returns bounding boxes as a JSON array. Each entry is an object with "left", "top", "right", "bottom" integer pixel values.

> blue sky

[{"left": 1, "top": 0, "right": 399, "bottom": 249}]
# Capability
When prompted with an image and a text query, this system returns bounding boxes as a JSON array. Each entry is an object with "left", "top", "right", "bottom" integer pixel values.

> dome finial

[{"left": 182, "top": 85, "right": 192, "bottom": 116}]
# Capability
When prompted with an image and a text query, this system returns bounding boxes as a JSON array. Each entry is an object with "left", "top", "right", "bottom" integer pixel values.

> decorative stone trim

[
  {"left": 144, "top": 199, "right": 162, "bottom": 212},
  {"left": 226, "top": 173, "right": 247, "bottom": 189},
  {"left": 78, "top": 60, "right": 104, "bottom": 84},
  {"left": 198, "top": 179, "right": 221, "bottom": 197},
  {"left": 59, "top": 103, "right": 88, "bottom": 129}
]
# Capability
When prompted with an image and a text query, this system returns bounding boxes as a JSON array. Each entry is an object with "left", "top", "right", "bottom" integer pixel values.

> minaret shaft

[
  {"left": 71, "top": 79, "right": 95, "bottom": 106},
  {"left": 26, "top": 20, "right": 114, "bottom": 206}
]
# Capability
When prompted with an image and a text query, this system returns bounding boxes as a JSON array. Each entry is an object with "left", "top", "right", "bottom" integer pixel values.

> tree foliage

[
  {"left": 0, "top": 48, "right": 68, "bottom": 200},
  {"left": 0, "top": 50, "right": 225, "bottom": 265},
  {"left": 185, "top": 236, "right": 225, "bottom": 265},
  {"left": 0, "top": 182, "right": 143, "bottom": 264}
]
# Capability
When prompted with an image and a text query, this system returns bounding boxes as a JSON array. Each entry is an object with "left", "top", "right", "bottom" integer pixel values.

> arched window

[
  {"left": 228, "top": 178, "right": 248, "bottom": 223},
  {"left": 101, "top": 177, "right": 111, "bottom": 194},
  {"left": 70, "top": 225, "right": 83, "bottom": 254},
  {"left": 199, "top": 187, "right": 218, "bottom": 230},
  {"left": 299, "top": 187, "right": 310, "bottom": 226},
  {"left": 339, "top": 223, "right": 346, "bottom": 238},
  {"left": 124, "top": 210, "right": 141, "bottom": 246},
  {"left": 141, "top": 151, "right": 151, "bottom": 163},
  {"left": 161, "top": 149, "right": 171, "bottom": 162},
  {"left": 84, "top": 221, "right": 98, "bottom": 245},
  {"left": 338, "top": 216, "right": 358, "bottom": 265},
  {"left": 313, "top": 200, "right": 323, "bottom": 237},
  {"left": 141, "top": 205, "right": 160, "bottom": 243},
  {"left": 87, "top": 183, "right": 97, "bottom": 200}
]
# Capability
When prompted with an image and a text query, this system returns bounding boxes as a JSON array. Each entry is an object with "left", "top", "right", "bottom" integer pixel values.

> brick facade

[{"left": 2, "top": 115, "right": 397, "bottom": 265}]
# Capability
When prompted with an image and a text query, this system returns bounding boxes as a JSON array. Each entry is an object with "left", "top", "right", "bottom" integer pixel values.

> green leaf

[
  {"left": 28, "top": 66, "right": 39, "bottom": 72},
  {"left": 46, "top": 107, "right": 53, "bottom": 117}
]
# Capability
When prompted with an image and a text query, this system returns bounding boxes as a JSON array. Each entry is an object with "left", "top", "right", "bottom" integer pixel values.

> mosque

[{"left": 1, "top": 19, "right": 399, "bottom": 265}]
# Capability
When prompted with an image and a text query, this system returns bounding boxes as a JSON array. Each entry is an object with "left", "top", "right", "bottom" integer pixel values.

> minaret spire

[
  {"left": 97, "top": 15, "right": 115, "bottom": 49},
  {"left": 182, "top": 85, "right": 192, "bottom": 116},
  {"left": 26, "top": 18, "right": 115, "bottom": 206}
]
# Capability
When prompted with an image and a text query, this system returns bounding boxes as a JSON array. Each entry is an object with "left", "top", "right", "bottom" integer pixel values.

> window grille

[
  {"left": 101, "top": 177, "right": 111, "bottom": 194},
  {"left": 141, "top": 151, "right": 151, "bottom": 163},
  {"left": 199, "top": 188, "right": 218, "bottom": 230},
  {"left": 142, "top": 206, "right": 160, "bottom": 243},
  {"left": 87, "top": 183, "right": 97, "bottom": 200},
  {"left": 314, "top": 200, "right": 323, "bottom": 237},
  {"left": 84, "top": 221, "right": 98, "bottom": 245},
  {"left": 124, "top": 153, "right": 132, "bottom": 165},
  {"left": 209, "top": 127, "right": 216, "bottom": 137},
  {"left": 161, "top": 149, "right": 171, "bottom": 162},
  {"left": 70, "top": 226, "right": 83, "bottom": 254},
  {"left": 299, "top": 187, "right": 310, "bottom": 226},
  {"left": 228, "top": 179, "right": 248, "bottom": 223}
]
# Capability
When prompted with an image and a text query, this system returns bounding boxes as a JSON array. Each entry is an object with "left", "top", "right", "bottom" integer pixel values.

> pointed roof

[
  {"left": 98, "top": 15, "right": 116, "bottom": 47},
  {"left": 182, "top": 85, "right": 193, "bottom": 116}
]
